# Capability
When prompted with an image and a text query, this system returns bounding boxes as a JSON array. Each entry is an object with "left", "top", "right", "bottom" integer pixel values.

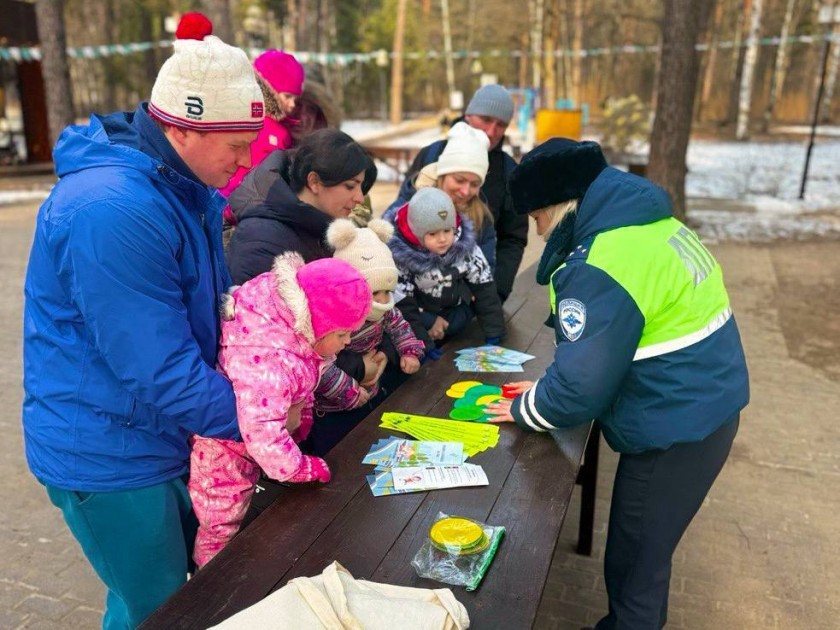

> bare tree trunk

[
  {"left": 571, "top": 0, "right": 584, "bottom": 106},
  {"left": 543, "top": 0, "right": 558, "bottom": 108},
  {"left": 285, "top": 0, "right": 297, "bottom": 50},
  {"left": 390, "top": 0, "right": 407, "bottom": 125},
  {"left": 518, "top": 32, "right": 529, "bottom": 89},
  {"left": 697, "top": 0, "right": 725, "bottom": 121},
  {"left": 440, "top": 0, "right": 456, "bottom": 99},
  {"left": 648, "top": 0, "right": 716, "bottom": 221},
  {"left": 736, "top": 0, "right": 764, "bottom": 139},
  {"left": 820, "top": 21, "right": 840, "bottom": 121},
  {"left": 726, "top": 0, "right": 749, "bottom": 125},
  {"left": 559, "top": 0, "right": 572, "bottom": 98},
  {"left": 530, "top": 0, "right": 544, "bottom": 101},
  {"left": 203, "top": 0, "right": 234, "bottom": 44},
  {"left": 35, "top": 0, "right": 75, "bottom": 147},
  {"left": 762, "top": 0, "right": 798, "bottom": 131}
]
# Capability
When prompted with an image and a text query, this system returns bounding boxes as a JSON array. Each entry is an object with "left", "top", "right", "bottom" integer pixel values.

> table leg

[{"left": 575, "top": 422, "right": 600, "bottom": 556}]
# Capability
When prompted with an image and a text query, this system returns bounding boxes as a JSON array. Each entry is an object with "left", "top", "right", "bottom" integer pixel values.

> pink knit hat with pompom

[
  {"left": 296, "top": 258, "right": 371, "bottom": 339},
  {"left": 253, "top": 50, "right": 305, "bottom": 96}
]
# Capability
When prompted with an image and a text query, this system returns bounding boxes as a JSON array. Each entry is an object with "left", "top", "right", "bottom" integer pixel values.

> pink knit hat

[
  {"left": 253, "top": 50, "right": 305, "bottom": 96},
  {"left": 296, "top": 258, "right": 371, "bottom": 339}
]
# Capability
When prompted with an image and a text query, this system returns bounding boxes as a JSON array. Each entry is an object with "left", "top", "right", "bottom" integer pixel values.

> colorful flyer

[{"left": 390, "top": 464, "right": 489, "bottom": 492}]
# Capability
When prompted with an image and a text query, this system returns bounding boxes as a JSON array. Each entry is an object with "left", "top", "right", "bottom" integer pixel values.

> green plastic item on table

[
  {"left": 449, "top": 406, "right": 485, "bottom": 422},
  {"left": 465, "top": 526, "right": 506, "bottom": 591}
]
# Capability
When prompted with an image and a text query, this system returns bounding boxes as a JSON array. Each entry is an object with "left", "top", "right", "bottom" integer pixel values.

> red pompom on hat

[{"left": 175, "top": 12, "right": 213, "bottom": 40}]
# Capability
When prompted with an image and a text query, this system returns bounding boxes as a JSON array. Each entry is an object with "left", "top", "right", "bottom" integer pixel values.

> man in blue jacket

[{"left": 22, "top": 18, "right": 263, "bottom": 629}]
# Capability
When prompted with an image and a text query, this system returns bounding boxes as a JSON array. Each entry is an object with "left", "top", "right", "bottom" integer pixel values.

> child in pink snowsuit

[{"left": 189, "top": 254, "right": 371, "bottom": 567}]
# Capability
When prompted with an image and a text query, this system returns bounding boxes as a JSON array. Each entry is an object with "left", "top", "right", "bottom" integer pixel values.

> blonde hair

[
  {"left": 539, "top": 199, "right": 579, "bottom": 242},
  {"left": 436, "top": 175, "right": 494, "bottom": 230}
]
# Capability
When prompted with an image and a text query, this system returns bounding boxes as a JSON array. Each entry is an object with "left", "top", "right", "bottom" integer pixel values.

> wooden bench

[{"left": 141, "top": 265, "right": 600, "bottom": 629}]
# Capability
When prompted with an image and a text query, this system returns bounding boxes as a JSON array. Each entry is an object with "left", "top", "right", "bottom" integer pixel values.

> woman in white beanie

[{"left": 387, "top": 122, "right": 497, "bottom": 269}]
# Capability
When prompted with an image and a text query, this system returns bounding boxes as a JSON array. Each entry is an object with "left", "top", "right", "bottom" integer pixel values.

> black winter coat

[{"left": 226, "top": 151, "right": 332, "bottom": 286}]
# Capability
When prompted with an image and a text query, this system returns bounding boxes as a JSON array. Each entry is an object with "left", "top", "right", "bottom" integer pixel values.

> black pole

[{"left": 800, "top": 24, "right": 834, "bottom": 199}]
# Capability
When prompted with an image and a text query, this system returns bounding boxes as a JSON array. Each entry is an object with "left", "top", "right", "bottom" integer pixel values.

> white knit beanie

[
  {"left": 435, "top": 122, "right": 490, "bottom": 184},
  {"left": 149, "top": 14, "right": 264, "bottom": 132},
  {"left": 327, "top": 218, "right": 398, "bottom": 321}
]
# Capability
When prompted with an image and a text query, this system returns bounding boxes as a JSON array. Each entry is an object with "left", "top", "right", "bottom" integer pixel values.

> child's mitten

[{"left": 289, "top": 455, "right": 332, "bottom": 483}]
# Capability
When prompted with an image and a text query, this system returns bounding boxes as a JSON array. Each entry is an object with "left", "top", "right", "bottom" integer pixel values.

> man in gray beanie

[{"left": 387, "top": 84, "right": 527, "bottom": 304}]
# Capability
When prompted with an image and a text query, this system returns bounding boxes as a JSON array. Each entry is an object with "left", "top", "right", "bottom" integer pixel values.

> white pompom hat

[
  {"left": 149, "top": 13, "right": 264, "bottom": 132},
  {"left": 327, "top": 218, "right": 398, "bottom": 321}
]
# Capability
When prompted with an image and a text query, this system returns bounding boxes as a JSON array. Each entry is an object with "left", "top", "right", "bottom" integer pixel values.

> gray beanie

[
  {"left": 407, "top": 188, "right": 456, "bottom": 238},
  {"left": 465, "top": 84, "right": 514, "bottom": 124}
]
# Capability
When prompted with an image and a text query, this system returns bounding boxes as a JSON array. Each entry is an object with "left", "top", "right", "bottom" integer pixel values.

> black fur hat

[{"left": 510, "top": 138, "right": 608, "bottom": 215}]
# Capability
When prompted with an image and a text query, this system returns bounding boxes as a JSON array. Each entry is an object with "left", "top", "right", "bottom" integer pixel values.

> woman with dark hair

[{"left": 226, "top": 128, "right": 377, "bottom": 285}]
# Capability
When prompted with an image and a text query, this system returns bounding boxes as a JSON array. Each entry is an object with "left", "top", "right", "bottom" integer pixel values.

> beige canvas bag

[{"left": 210, "top": 561, "right": 470, "bottom": 630}]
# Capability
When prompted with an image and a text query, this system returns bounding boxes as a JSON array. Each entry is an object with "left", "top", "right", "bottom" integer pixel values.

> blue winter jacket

[
  {"left": 511, "top": 168, "right": 749, "bottom": 453},
  {"left": 22, "top": 104, "right": 240, "bottom": 492}
]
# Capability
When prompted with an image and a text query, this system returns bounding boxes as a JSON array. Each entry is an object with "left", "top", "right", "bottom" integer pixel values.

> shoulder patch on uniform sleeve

[{"left": 558, "top": 298, "right": 586, "bottom": 341}]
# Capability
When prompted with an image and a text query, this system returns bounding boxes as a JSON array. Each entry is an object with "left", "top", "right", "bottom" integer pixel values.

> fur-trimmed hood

[
  {"left": 219, "top": 252, "right": 321, "bottom": 359},
  {"left": 385, "top": 202, "right": 478, "bottom": 275}
]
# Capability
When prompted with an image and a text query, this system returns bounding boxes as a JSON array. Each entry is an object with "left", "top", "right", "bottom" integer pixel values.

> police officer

[{"left": 486, "top": 138, "right": 749, "bottom": 630}]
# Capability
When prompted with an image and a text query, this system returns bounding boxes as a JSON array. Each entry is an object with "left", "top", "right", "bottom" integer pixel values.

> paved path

[{"left": 2, "top": 188, "right": 839, "bottom": 629}]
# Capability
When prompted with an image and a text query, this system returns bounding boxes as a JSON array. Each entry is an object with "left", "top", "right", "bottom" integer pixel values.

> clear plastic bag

[{"left": 411, "top": 512, "right": 505, "bottom": 591}]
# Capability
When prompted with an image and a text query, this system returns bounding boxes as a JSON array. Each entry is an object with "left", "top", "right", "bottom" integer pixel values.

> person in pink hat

[
  {"left": 188, "top": 254, "right": 372, "bottom": 567},
  {"left": 220, "top": 49, "right": 306, "bottom": 199}
]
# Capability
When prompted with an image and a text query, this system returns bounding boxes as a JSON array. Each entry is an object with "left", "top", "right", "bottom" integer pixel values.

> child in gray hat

[{"left": 387, "top": 187, "right": 505, "bottom": 358}]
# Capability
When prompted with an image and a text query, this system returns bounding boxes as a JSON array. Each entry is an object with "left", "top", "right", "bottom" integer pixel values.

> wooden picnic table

[{"left": 141, "top": 265, "right": 600, "bottom": 629}]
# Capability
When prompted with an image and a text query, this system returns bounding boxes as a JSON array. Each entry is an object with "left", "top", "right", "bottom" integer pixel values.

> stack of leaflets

[
  {"left": 363, "top": 437, "right": 489, "bottom": 497},
  {"left": 379, "top": 412, "right": 500, "bottom": 457},
  {"left": 454, "top": 345, "right": 535, "bottom": 373}
]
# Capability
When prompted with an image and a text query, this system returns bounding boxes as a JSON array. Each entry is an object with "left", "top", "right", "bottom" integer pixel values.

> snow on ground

[
  {"left": 684, "top": 139, "right": 840, "bottom": 242},
  {"left": 0, "top": 189, "right": 51, "bottom": 205}
]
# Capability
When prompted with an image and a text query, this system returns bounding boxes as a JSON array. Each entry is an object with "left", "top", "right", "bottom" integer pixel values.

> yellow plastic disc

[
  {"left": 449, "top": 380, "right": 483, "bottom": 393},
  {"left": 431, "top": 533, "right": 490, "bottom": 555},
  {"left": 445, "top": 388, "right": 465, "bottom": 399},
  {"left": 429, "top": 517, "right": 484, "bottom": 549},
  {"left": 476, "top": 394, "right": 503, "bottom": 406}
]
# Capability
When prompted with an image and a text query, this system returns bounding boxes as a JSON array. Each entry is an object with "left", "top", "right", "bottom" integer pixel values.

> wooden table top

[{"left": 142, "top": 268, "right": 593, "bottom": 629}]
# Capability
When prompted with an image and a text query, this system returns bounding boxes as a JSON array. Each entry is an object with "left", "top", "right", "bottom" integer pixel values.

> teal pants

[{"left": 45, "top": 478, "right": 197, "bottom": 630}]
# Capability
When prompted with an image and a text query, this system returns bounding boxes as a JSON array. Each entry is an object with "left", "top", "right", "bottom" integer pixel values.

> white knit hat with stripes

[{"left": 149, "top": 14, "right": 264, "bottom": 132}]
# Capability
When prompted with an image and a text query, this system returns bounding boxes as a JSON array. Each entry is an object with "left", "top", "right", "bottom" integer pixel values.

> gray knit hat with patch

[
  {"left": 465, "top": 84, "right": 514, "bottom": 125},
  {"left": 407, "top": 187, "right": 456, "bottom": 238}
]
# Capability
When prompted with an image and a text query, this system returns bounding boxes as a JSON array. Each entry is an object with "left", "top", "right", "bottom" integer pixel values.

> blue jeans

[
  {"left": 595, "top": 415, "right": 739, "bottom": 630},
  {"left": 45, "top": 478, "right": 197, "bottom": 629}
]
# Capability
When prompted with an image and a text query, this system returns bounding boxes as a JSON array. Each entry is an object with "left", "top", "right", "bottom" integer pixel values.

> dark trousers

[
  {"left": 595, "top": 415, "right": 740, "bottom": 630},
  {"left": 419, "top": 303, "right": 474, "bottom": 340}
]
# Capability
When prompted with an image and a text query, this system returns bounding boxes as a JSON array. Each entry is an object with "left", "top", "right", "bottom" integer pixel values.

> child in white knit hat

[
  {"left": 387, "top": 187, "right": 505, "bottom": 358},
  {"left": 315, "top": 219, "right": 425, "bottom": 414}
]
